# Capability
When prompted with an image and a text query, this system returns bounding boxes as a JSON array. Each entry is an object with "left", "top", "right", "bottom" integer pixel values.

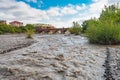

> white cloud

[
  {"left": 46, "top": 7, "right": 62, "bottom": 16},
  {"left": 76, "top": 4, "right": 87, "bottom": 10},
  {"left": 0, "top": 0, "right": 119, "bottom": 28},
  {"left": 26, "top": 0, "right": 37, "bottom": 3},
  {"left": 89, "top": 0, "right": 108, "bottom": 12},
  {"left": 109, "top": 0, "right": 120, "bottom": 4},
  {"left": 61, "top": 5, "right": 78, "bottom": 15}
]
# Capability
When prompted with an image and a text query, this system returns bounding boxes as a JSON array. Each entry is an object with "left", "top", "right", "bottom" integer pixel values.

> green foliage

[
  {"left": 0, "top": 24, "right": 26, "bottom": 34},
  {"left": 99, "top": 5, "right": 120, "bottom": 23},
  {"left": 25, "top": 24, "right": 35, "bottom": 38},
  {"left": 0, "top": 24, "right": 35, "bottom": 34},
  {"left": 25, "top": 24, "right": 35, "bottom": 31},
  {"left": 86, "top": 4, "right": 120, "bottom": 45},
  {"left": 82, "top": 19, "right": 97, "bottom": 33},
  {"left": 69, "top": 22, "right": 82, "bottom": 35},
  {"left": 26, "top": 29, "right": 34, "bottom": 39}
]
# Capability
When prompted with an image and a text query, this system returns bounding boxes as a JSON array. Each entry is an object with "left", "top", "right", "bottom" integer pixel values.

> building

[
  {"left": 9, "top": 21, "right": 23, "bottom": 27},
  {"left": 0, "top": 20, "right": 6, "bottom": 25},
  {"left": 33, "top": 24, "right": 55, "bottom": 29}
]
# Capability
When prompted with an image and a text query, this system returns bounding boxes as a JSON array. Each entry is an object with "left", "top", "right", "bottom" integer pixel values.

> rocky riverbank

[{"left": 105, "top": 47, "right": 120, "bottom": 80}]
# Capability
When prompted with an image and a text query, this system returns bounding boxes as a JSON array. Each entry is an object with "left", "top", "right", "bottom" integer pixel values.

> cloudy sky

[{"left": 0, "top": 0, "right": 119, "bottom": 27}]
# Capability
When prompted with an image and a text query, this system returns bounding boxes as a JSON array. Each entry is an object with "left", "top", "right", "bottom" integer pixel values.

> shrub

[
  {"left": 82, "top": 19, "right": 97, "bottom": 33},
  {"left": 86, "top": 21, "right": 120, "bottom": 44},
  {"left": 25, "top": 24, "right": 35, "bottom": 39},
  {"left": 26, "top": 29, "right": 34, "bottom": 39},
  {"left": 69, "top": 22, "right": 82, "bottom": 35},
  {"left": 0, "top": 31, "right": 3, "bottom": 34},
  {"left": 86, "top": 4, "right": 120, "bottom": 45}
]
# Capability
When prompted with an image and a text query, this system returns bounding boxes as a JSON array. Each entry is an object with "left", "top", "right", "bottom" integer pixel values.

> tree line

[{"left": 0, "top": 24, "right": 35, "bottom": 34}]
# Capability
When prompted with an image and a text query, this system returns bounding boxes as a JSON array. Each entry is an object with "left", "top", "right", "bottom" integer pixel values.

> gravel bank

[
  {"left": 106, "top": 48, "right": 120, "bottom": 80},
  {"left": 0, "top": 34, "right": 106, "bottom": 80}
]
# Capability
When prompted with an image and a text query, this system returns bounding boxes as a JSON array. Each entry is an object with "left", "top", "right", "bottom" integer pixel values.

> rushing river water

[{"left": 0, "top": 34, "right": 119, "bottom": 80}]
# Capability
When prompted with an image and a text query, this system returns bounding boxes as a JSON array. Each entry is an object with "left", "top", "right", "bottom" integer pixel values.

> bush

[
  {"left": 25, "top": 24, "right": 35, "bottom": 38},
  {"left": 86, "top": 21, "right": 120, "bottom": 44},
  {"left": 0, "top": 31, "right": 3, "bottom": 34},
  {"left": 82, "top": 19, "right": 96, "bottom": 33},
  {"left": 26, "top": 29, "right": 34, "bottom": 39},
  {"left": 86, "top": 4, "right": 120, "bottom": 45},
  {"left": 69, "top": 22, "right": 82, "bottom": 35}
]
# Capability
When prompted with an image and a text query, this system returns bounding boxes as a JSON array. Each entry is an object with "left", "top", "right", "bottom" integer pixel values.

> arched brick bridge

[{"left": 36, "top": 27, "right": 69, "bottom": 34}]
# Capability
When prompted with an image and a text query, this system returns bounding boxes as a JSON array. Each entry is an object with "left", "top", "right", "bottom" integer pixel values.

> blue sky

[
  {"left": 17, "top": 0, "right": 93, "bottom": 10},
  {"left": 0, "top": 0, "right": 119, "bottom": 27}
]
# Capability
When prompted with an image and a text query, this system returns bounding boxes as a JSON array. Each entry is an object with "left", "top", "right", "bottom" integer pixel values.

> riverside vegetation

[
  {"left": 70, "top": 4, "right": 120, "bottom": 45},
  {"left": 83, "top": 4, "right": 120, "bottom": 45},
  {"left": 0, "top": 24, "right": 35, "bottom": 38},
  {"left": 69, "top": 22, "right": 82, "bottom": 35}
]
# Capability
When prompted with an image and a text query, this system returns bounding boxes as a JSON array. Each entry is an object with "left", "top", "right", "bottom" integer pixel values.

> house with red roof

[{"left": 9, "top": 21, "right": 23, "bottom": 27}]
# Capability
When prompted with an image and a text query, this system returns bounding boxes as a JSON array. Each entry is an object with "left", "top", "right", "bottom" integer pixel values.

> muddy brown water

[{"left": 0, "top": 34, "right": 119, "bottom": 80}]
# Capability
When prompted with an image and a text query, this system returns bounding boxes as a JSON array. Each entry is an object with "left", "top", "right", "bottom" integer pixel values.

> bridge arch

[{"left": 36, "top": 27, "right": 69, "bottom": 34}]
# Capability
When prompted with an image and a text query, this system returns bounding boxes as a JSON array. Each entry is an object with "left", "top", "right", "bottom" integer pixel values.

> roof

[{"left": 10, "top": 21, "right": 23, "bottom": 24}]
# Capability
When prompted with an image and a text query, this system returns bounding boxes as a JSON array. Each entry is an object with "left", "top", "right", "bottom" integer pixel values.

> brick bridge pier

[{"left": 36, "top": 27, "right": 69, "bottom": 34}]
